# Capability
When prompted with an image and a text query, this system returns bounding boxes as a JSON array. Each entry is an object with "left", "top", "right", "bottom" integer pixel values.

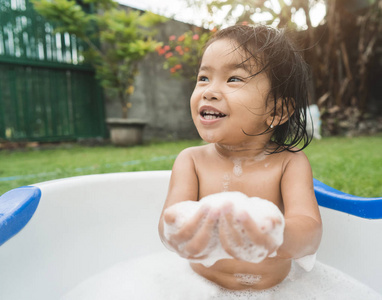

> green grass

[
  {"left": 1, "top": 136, "right": 381, "bottom": 197},
  {"left": 0, "top": 140, "right": 204, "bottom": 195},
  {"left": 304, "top": 135, "right": 382, "bottom": 198}
]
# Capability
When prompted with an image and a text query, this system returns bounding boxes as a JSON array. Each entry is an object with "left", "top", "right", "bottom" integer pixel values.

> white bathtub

[{"left": 0, "top": 171, "right": 381, "bottom": 299}]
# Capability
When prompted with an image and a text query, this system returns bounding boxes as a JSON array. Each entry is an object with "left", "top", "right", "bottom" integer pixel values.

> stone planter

[{"left": 106, "top": 118, "right": 147, "bottom": 146}]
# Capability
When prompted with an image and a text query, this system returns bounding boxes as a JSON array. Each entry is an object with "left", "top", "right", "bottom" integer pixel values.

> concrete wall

[{"left": 104, "top": 16, "right": 200, "bottom": 142}]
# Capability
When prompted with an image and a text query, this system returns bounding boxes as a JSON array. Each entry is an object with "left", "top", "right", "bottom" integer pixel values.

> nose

[{"left": 202, "top": 86, "right": 222, "bottom": 101}]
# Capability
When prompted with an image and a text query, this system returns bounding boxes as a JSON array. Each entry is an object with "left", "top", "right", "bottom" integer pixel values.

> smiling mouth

[{"left": 200, "top": 109, "right": 227, "bottom": 120}]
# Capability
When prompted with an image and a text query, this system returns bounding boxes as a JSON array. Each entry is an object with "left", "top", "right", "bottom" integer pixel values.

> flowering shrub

[
  {"left": 156, "top": 28, "right": 216, "bottom": 81},
  {"left": 33, "top": 0, "right": 165, "bottom": 118}
]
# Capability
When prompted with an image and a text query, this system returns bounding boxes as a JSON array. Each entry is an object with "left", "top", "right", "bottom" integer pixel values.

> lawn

[
  {"left": 303, "top": 135, "right": 382, "bottom": 198},
  {"left": 1, "top": 136, "right": 381, "bottom": 197}
]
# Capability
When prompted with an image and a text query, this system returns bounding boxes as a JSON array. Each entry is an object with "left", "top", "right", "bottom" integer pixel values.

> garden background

[{"left": 0, "top": 0, "right": 381, "bottom": 196}]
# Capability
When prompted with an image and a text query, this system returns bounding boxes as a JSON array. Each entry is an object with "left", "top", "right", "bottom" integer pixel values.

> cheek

[
  {"left": 190, "top": 97, "right": 197, "bottom": 117},
  {"left": 190, "top": 89, "right": 201, "bottom": 113},
  {"left": 231, "top": 105, "right": 268, "bottom": 132},
  {"left": 190, "top": 88, "right": 198, "bottom": 105}
]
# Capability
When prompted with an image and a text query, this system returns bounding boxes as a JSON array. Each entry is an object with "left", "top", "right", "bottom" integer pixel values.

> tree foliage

[
  {"left": 183, "top": 0, "right": 382, "bottom": 136},
  {"left": 186, "top": 0, "right": 322, "bottom": 30},
  {"left": 32, "top": 0, "right": 166, "bottom": 118}
]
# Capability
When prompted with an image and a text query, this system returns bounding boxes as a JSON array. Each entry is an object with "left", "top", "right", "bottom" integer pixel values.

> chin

[
  {"left": 201, "top": 135, "right": 214, "bottom": 143},
  {"left": 199, "top": 132, "right": 216, "bottom": 143}
]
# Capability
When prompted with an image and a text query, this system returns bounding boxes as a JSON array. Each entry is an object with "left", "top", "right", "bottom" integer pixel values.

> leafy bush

[
  {"left": 32, "top": 0, "right": 166, "bottom": 118},
  {"left": 156, "top": 28, "right": 215, "bottom": 82}
]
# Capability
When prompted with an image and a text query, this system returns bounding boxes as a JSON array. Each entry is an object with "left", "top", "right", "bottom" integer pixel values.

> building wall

[{"left": 104, "top": 17, "right": 200, "bottom": 142}]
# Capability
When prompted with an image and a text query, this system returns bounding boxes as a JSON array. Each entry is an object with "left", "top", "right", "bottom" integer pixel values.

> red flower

[
  {"left": 175, "top": 45, "right": 184, "bottom": 55},
  {"left": 170, "top": 67, "right": 177, "bottom": 73},
  {"left": 192, "top": 34, "right": 199, "bottom": 40},
  {"left": 155, "top": 46, "right": 166, "bottom": 56},
  {"left": 165, "top": 52, "right": 173, "bottom": 59},
  {"left": 178, "top": 35, "right": 185, "bottom": 42},
  {"left": 169, "top": 35, "right": 176, "bottom": 41},
  {"left": 163, "top": 45, "right": 171, "bottom": 52},
  {"left": 174, "top": 64, "right": 182, "bottom": 70}
]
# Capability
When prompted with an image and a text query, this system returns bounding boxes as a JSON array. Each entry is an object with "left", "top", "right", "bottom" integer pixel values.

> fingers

[
  {"left": 163, "top": 208, "right": 177, "bottom": 224},
  {"left": 183, "top": 208, "right": 220, "bottom": 257},
  {"left": 258, "top": 217, "right": 282, "bottom": 232},
  {"left": 240, "top": 213, "right": 279, "bottom": 253},
  {"left": 164, "top": 201, "right": 282, "bottom": 262},
  {"left": 220, "top": 209, "right": 280, "bottom": 261},
  {"left": 219, "top": 205, "right": 243, "bottom": 259},
  {"left": 169, "top": 204, "right": 210, "bottom": 244}
]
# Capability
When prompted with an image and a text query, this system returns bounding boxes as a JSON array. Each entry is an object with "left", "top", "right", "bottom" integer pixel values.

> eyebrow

[{"left": 199, "top": 63, "right": 250, "bottom": 73}]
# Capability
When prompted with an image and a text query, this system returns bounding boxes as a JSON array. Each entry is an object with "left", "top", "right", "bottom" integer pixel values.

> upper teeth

[
  {"left": 202, "top": 110, "right": 226, "bottom": 117},
  {"left": 204, "top": 110, "right": 218, "bottom": 115}
]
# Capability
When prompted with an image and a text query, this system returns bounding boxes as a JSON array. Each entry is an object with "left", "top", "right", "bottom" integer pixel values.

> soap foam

[
  {"left": 253, "top": 152, "right": 266, "bottom": 162},
  {"left": 164, "top": 192, "right": 285, "bottom": 267},
  {"left": 295, "top": 253, "right": 317, "bottom": 272},
  {"left": 222, "top": 173, "right": 231, "bottom": 192},
  {"left": 234, "top": 273, "right": 262, "bottom": 286},
  {"left": 232, "top": 158, "right": 243, "bottom": 177},
  {"left": 62, "top": 251, "right": 382, "bottom": 300}
]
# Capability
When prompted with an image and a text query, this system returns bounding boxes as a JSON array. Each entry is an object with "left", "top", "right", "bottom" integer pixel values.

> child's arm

[
  {"left": 217, "top": 151, "right": 321, "bottom": 262},
  {"left": 158, "top": 148, "right": 219, "bottom": 259},
  {"left": 276, "top": 151, "right": 322, "bottom": 259}
]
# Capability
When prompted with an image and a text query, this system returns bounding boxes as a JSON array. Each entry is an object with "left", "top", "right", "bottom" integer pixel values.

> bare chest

[{"left": 196, "top": 157, "right": 284, "bottom": 210}]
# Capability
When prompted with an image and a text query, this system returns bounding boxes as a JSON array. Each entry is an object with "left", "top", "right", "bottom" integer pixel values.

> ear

[{"left": 266, "top": 98, "right": 295, "bottom": 127}]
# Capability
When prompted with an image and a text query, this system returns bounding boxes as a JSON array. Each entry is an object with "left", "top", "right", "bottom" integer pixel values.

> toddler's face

[{"left": 190, "top": 39, "right": 273, "bottom": 146}]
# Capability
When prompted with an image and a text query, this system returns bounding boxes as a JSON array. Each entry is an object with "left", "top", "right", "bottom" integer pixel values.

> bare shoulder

[
  {"left": 170, "top": 144, "right": 212, "bottom": 188},
  {"left": 177, "top": 143, "right": 211, "bottom": 156},
  {"left": 279, "top": 149, "right": 314, "bottom": 197},
  {"left": 280, "top": 149, "right": 317, "bottom": 215},
  {"left": 174, "top": 144, "right": 212, "bottom": 165},
  {"left": 282, "top": 149, "right": 311, "bottom": 169},
  {"left": 266, "top": 143, "right": 311, "bottom": 170},
  {"left": 163, "top": 146, "right": 210, "bottom": 210}
]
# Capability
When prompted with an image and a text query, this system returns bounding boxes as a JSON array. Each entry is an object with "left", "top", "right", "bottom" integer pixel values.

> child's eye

[
  {"left": 198, "top": 76, "right": 209, "bottom": 82},
  {"left": 228, "top": 76, "right": 243, "bottom": 82}
]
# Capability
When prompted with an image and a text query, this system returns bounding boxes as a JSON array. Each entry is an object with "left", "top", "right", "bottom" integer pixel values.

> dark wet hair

[{"left": 203, "top": 24, "right": 312, "bottom": 153}]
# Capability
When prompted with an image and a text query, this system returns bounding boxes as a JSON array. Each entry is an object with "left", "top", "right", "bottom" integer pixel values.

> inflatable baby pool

[{"left": 0, "top": 171, "right": 381, "bottom": 299}]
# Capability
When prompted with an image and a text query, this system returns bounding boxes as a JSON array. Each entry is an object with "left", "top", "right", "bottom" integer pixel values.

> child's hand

[
  {"left": 161, "top": 192, "right": 285, "bottom": 265},
  {"left": 218, "top": 202, "right": 282, "bottom": 262},
  {"left": 163, "top": 204, "right": 220, "bottom": 260}
]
